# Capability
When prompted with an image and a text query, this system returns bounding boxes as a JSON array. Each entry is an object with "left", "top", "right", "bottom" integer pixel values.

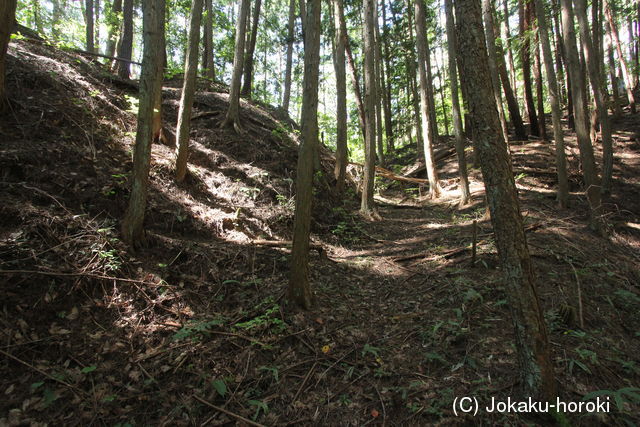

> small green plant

[
  {"left": 258, "top": 365, "right": 279, "bottom": 382},
  {"left": 338, "top": 394, "right": 352, "bottom": 406},
  {"left": 361, "top": 343, "right": 381, "bottom": 358},
  {"left": 583, "top": 387, "right": 640, "bottom": 412},
  {"left": 172, "top": 318, "right": 225, "bottom": 342},
  {"left": 248, "top": 399, "right": 269, "bottom": 420},
  {"left": 212, "top": 379, "right": 227, "bottom": 398}
]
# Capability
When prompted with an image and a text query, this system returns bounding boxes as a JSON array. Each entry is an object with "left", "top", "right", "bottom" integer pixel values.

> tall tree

[
  {"left": 574, "top": 0, "right": 614, "bottom": 194},
  {"left": 332, "top": 0, "right": 348, "bottom": 194},
  {"left": 221, "top": 0, "right": 250, "bottom": 133},
  {"left": 289, "top": 0, "right": 321, "bottom": 310},
  {"left": 534, "top": 0, "right": 569, "bottom": 208},
  {"left": 121, "top": 0, "right": 165, "bottom": 247},
  {"left": 241, "top": 0, "right": 262, "bottom": 96},
  {"left": 0, "top": 0, "right": 17, "bottom": 113},
  {"left": 415, "top": 0, "right": 441, "bottom": 198},
  {"left": 374, "top": 0, "right": 385, "bottom": 165},
  {"left": 520, "top": 0, "right": 540, "bottom": 136},
  {"left": 116, "top": 0, "right": 134, "bottom": 79},
  {"left": 604, "top": 0, "right": 636, "bottom": 112},
  {"left": 494, "top": 9, "right": 528, "bottom": 139},
  {"left": 202, "top": 0, "right": 215, "bottom": 81},
  {"left": 454, "top": 0, "right": 557, "bottom": 401},
  {"left": 607, "top": 21, "right": 623, "bottom": 117},
  {"left": 282, "top": 0, "right": 296, "bottom": 111},
  {"left": 175, "top": 0, "right": 204, "bottom": 182},
  {"left": 85, "top": 0, "right": 95, "bottom": 53},
  {"left": 560, "top": 0, "right": 603, "bottom": 231},
  {"left": 381, "top": 0, "right": 394, "bottom": 153},
  {"left": 444, "top": 0, "right": 471, "bottom": 205},
  {"left": 105, "top": 0, "right": 122, "bottom": 64},
  {"left": 361, "top": 0, "right": 380, "bottom": 218},
  {"left": 482, "top": 0, "right": 509, "bottom": 143}
]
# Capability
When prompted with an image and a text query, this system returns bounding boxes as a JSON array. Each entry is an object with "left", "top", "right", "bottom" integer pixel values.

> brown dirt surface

[{"left": 1, "top": 38, "right": 639, "bottom": 426}]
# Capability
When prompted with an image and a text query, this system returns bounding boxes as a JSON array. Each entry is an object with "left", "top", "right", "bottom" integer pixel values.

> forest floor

[{"left": 1, "top": 38, "right": 640, "bottom": 426}]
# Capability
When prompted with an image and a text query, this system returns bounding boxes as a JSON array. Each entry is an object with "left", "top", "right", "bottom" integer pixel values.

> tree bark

[
  {"left": 361, "top": 0, "right": 380, "bottom": 218},
  {"left": 374, "top": 0, "right": 385, "bottom": 165},
  {"left": 381, "top": 0, "right": 394, "bottom": 153},
  {"left": 202, "top": 0, "right": 215, "bottom": 81},
  {"left": 282, "top": 0, "right": 296, "bottom": 111},
  {"left": 289, "top": 0, "right": 321, "bottom": 310},
  {"left": 116, "top": 0, "right": 134, "bottom": 79},
  {"left": 406, "top": 1, "right": 424, "bottom": 159},
  {"left": 221, "top": 0, "right": 250, "bottom": 133},
  {"left": 534, "top": 0, "right": 569, "bottom": 208},
  {"left": 482, "top": 0, "right": 509, "bottom": 143},
  {"left": 415, "top": 0, "right": 441, "bottom": 198},
  {"left": 494, "top": 10, "right": 527, "bottom": 139},
  {"left": 574, "top": 0, "right": 614, "bottom": 194},
  {"left": 0, "top": 0, "right": 16, "bottom": 112},
  {"left": 560, "top": 0, "right": 604, "bottom": 231},
  {"left": 607, "top": 21, "right": 623, "bottom": 117},
  {"left": 444, "top": 0, "right": 471, "bottom": 205},
  {"left": 121, "top": 0, "right": 165, "bottom": 247},
  {"left": 84, "top": 0, "right": 95, "bottom": 53},
  {"left": 521, "top": 0, "right": 540, "bottom": 136},
  {"left": 604, "top": 0, "right": 636, "bottom": 112},
  {"left": 455, "top": 0, "right": 557, "bottom": 402},
  {"left": 241, "top": 0, "right": 262, "bottom": 97},
  {"left": 534, "top": 36, "right": 547, "bottom": 140},
  {"left": 332, "top": 0, "right": 348, "bottom": 194},
  {"left": 105, "top": 0, "right": 122, "bottom": 65},
  {"left": 175, "top": 0, "right": 203, "bottom": 182}
]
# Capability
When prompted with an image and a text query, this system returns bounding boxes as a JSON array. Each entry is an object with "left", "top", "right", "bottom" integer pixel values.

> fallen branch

[
  {"left": 71, "top": 48, "right": 143, "bottom": 66},
  {"left": 349, "top": 162, "right": 428, "bottom": 184},
  {"left": 193, "top": 395, "right": 266, "bottom": 427},
  {"left": 250, "top": 240, "right": 325, "bottom": 256}
]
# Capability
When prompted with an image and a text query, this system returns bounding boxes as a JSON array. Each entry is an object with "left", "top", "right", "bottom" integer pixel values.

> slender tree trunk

[
  {"left": 282, "top": 0, "right": 296, "bottom": 111},
  {"left": 94, "top": 0, "right": 100, "bottom": 54},
  {"left": 503, "top": 0, "right": 517, "bottom": 90},
  {"left": 455, "top": 0, "right": 557, "bottom": 402},
  {"left": 343, "top": 28, "right": 367, "bottom": 136},
  {"left": 289, "top": 0, "right": 321, "bottom": 309},
  {"left": 604, "top": 0, "right": 636, "bottom": 112},
  {"left": 482, "top": 0, "right": 509, "bottom": 143},
  {"left": 121, "top": 0, "right": 165, "bottom": 247},
  {"left": 560, "top": 0, "right": 603, "bottom": 231},
  {"left": 575, "top": 0, "right": 614, "bottom": 194},
  {"left": 116, "top": 0, "right": 134, "bottom": 79},
  {"left": 241, "top": 0, "right": 262, "bottom": 97},
  {"left": 85, "top": 0, "right": 95, "bottom": 53},
  {"left": 521, "top": 0, "right": 540, "bottom": 135},
  {"left": 494, "top": 14, "right": 528, "bottom": 139},
  {"left": 361, "top": 0, "right": 380, "bottom": 218},
  {"left": 407, "top": 1, "right": 424, "bottom": 159},
  {"left": 374, "top": 0, "right": 385, "bottom": 164},
  {"left": 332, "top": 0, "right": 348, "bottom": 194},
  {"left": 534, "top": 35, "right": 547, "bottom": 140},
  {"left": 534, "top": 0, "right": 568, "bottom": 207},
  {"left": 52, "top": 0, "right": 62, "bottom": 39},
  {"left": 444, "top": 0, "right": 471, "bottom": 205},
  {"left": 31, "top": 0, "right": 43, "bottom": 34},
  {"left": 415, "top": 0, "right": 441, "bottom": 198},
  {"left": 607, "top": 22, "right": 623, "bottom": 117},
  {"left": 175, "top": 0, "right": 203, "bottom": 182},
  {"left": 221, "top": 0, "right": 250, "bottom": 133},
  {"left": 0, "top": 0, "right": 16, "bottom": 112},
  {"left": 105, "top": 0, "right": 122, "bottom": 65},
  {"left": 203, "top": 0, "right": 215, "bottom": 81},
  {"left": 381, "top": 0, "right": 394, "bottom": 153}
]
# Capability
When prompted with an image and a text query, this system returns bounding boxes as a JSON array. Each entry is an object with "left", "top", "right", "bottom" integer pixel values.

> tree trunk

[
  {"left": 444, "top": 0, "right": 471, "bottom": 205},
  {"left": 0, "top": 0, "right": 16, "bottom": 112},
  {"left": 415, "top": 0, "right": 441, "bottom": 198},
  {"left": 482, "top": 0, "right": 509, "bottom": 143},
  {"left": 52, "top": 0, "right": 62, "bottom": 39},
  {"left": 503, "top": 0, "right": 517, "bottom": 90},
  {"left": 534, "top": 35, "right": 547, "bottom": 140},
  {"left": 116, "top": 0, "right": 134, "bottom": 79},
  {"left": 105, "top": 0, "right": 122, "bottom": 65},
  {"left": 121, "top": 0, "right": 165, "bottom": 247},
  {"left": 521, "top": 0, "right": 540, "bottom": 136},
  {"left": 332, "top": 0, "right": 348, "bottom": 194},
  {"left": 361, "top": 0, "right": 380, "bottom": 218},
  {"left": 221, "top": 0, "right": 250, "bottom": 133},
  {"left": 607, "top": 22, "right": 623, "bottom": 117},
  {"left": 289, "top": 0, "right": 321, "bottom": 310},
  {"left": 282, "top": 0, "right": 296, "bottom": 111},
  {"left": 241, "top": 0, "right": 262, "bottom": 97},
  {"left": 381, "top": 0, "right": 394, "bottom": 153},
  {"left": 534, "top": 0, "right": 569, "bottom": 208},
  {"left": 203, "top": 0, "right": 215, "bottom": 81},
  {"left": 343, "top": 26, "right": 367, "bottom": 137},
  {"left": 560, "top": 0, "right": 604, "bottom": 231},
  {"left": 374, "top": 0, "right": 385, "bottom": 165},
  {"left": 604, "top": 0, "right": 636, "bottom": 112},
  {"left": 574, "top": 0, "right": 614, "bottom": 194},
  {"left": 407, "top": 1, "right": 424, "bottom": 159},
  {"left": 175, "top": 0, "right": 203, "bottom": 182},
  {"left": 454, "top": 0, "right": 557, "bottom": 402},
  {"left": 494, "top": 10, "right": 527, "bottom": 139},
  {"left": 85, "top": 0, "right": 95, "bottom": 53}
]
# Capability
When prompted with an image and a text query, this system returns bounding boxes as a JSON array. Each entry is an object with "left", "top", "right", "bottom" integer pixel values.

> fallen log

[{"left": 250, "top": 240, "right": 326, "bottom": 257}]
